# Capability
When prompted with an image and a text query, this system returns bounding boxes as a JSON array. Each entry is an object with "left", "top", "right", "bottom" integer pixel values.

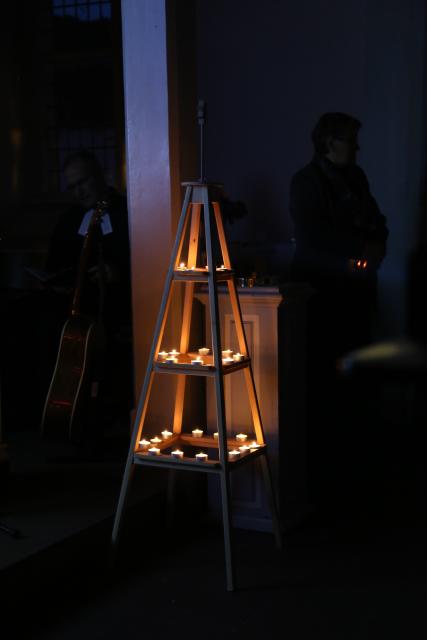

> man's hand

[{"left": 363, "top": 240, "right": 386, "bottom": 270}]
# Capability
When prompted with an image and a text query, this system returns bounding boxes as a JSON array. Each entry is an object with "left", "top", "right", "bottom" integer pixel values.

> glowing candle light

[
  {"left": 171, "top": 449, "right": 184, "bottom": 459},
  {"left": 191, "top": 357, "right": 204, "bottom": 365},
  {"left": 229, "top": 449, "right": 241, "bottom": 460},
  {"left": 198, "top": 347, "right": 210, "bottom": 356},
  {"left": 222, "top": 357, "right": 234, "bottom": 365},
  {"left": 169, "top": 349, "right": 180, "bottom": 357},
  {"left": 148, "top": 447, "right": 161, "bottom": 456},
  {"left": 177, "top": 262, "right": 187, "bottom": 270},
  {"left": 249, "top": 441, "right": 261, "bottom": 451},
  {"left": 161, "top": 430, "right": 173, "bottom": 440},
  {"left": 216, "top": 264, "right": 226, "bottom": 271},
  {"left": 150, "top": 436, "right": 162, "bottom": 445},
  {"left": 139, "top": 439, "right": 150, "bottom": 451},
  {"left": 195, "top": 452, "right": 208, "bottom": 463},
  {"left": 192, "top": 428, "right": 203, "bottom": 438},
  {"left": 165, "top": 356, "right": 178, "bottom": 364},
  {"left": 213, "top": 432, "right": 218, "bottom": 439},
  {"left": 222, "top": 349, "right": 233, "bottom": 358},
  {"left": 233, "top": 352, "right": 244, "bottom": 361},
  {"left": 239, "top": 445, "right": 251, "bottom": 454},
  {"left": 157, "top": 351, "right": 168, "bottom": 360},
  {"left": 235, "top": 433, "right": 247, "bottom": 442}
]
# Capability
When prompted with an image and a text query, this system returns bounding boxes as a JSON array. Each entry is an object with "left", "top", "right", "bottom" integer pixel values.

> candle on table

[
  {"left": 157, "top": 351, "right": 168, "bottom": 360},
  {"left": 229, "top": 449, "right": 241, "bottom": 460},
  {"left": 235, "top": 433, "right": 247, "bottom": 442},
  {"left": 222, "top": 349, "right": 233, "bottom": 358},
  {"left": 198, "top": 347, "right": 210, "bottom": 356},
  {"left": 165, "top": 356, "right": 178, "bottom": 364},
  {"left": 150, "top": 436, "right": 162, "bottom": 445},
  {"left": 148, "top": 447, "right": 161, "bottom": 456},
  {"left": 177, "top": 262, "right": 187, "bottom": 270},
  {"left": 239, "top": 445, "right": 251, "bottom": 454},
  {"left": 195, "top": 452, "right": 208, "bottom": 463},
  {"left": 171, "top": 449, "right": 184, "bottom": 459},
  {"left": 139, "top": 439, "right": 150, "bottom": 451},
  {"left": 216, "top": 264, "right": 226, "bottom": 271},
  {"left": 222, "top": 357, "right": 234, "bottom": 365},
  {"left": 213, "top": 432, "right": 218, "bottom": 439},
  {"left": 169, "top": 349, "right": 180, "bottom": 357},
  {"left": 233, "top": 352, "right": 244, "bottom": 361},
  {"left": 191, "top": 357, "right": 204, "bottom": 365},
  {"left": 249, "top": 441, "right": 261, "bottom": 451},
  {"left": 161, "top": 430, "right": 173, "bottom": 440},
  {"left": 192, "top": 428, "right": 203, "bottom": 438}
]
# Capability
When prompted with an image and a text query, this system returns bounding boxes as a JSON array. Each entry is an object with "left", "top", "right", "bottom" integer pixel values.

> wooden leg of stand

[
  {"left": 219, "top": 469, "right": 235, "bottom": 591},
  {"left": 110, "top": 463, "right": 136, "bottom": 565}
]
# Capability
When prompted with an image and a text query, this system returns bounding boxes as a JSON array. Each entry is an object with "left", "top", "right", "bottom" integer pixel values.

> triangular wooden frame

[{"left": 111, "top": 182, "right": 282, "bottom": 591}]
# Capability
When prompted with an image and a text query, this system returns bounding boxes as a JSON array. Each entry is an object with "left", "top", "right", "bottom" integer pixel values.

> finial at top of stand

[
  {"left": 197, "top": 98, "right": 207, "bottom": 183},
  {"left": 181, "top": 100, "right": 223, "bottom": 189}
]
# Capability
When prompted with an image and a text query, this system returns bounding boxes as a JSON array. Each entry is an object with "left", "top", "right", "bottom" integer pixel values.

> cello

[{"left": 41, "top": 200, "right": 107, "bottom": 442}]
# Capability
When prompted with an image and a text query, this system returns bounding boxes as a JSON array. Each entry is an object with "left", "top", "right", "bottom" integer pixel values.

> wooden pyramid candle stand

[{"left": 111, "top": 181, "right": 282, "bottom": 591}]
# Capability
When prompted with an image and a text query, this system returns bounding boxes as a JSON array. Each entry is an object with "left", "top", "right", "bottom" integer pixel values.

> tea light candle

[
  {"left": 216, "top": 264, "right": 227, "bottom": 271},
  {"left": 157, "top": 351, "right": 168, "bottom": 360},
  {"left": 233, "top": 352, "right": 244, "bottom": 361},
  {"left": 222, "top": 357, "right": 234, "bottom": 365},
  {"left": 171, "top": 449, "right": 184, "bottom": 459},
  {"left": 213, "top": 432, "right": 218, "bottom": 439},
  {"left": 165, "top": 356, "right": 178, "bottom": 364},
  {"left": 177, "top": 262, "right": 187, "bottom": 270},
  {"left": 169, "top": 349, "right": 180, "bottom": 357},
  {"left": 222, "top": 349, "right": 233, "bottom": 358},
  {"left": 148, "top": 447, "right": 160, "bottom": 456},
  {"left": 198, "top": 347, "right": 210, "bottom": 356},
  {"left": 191, "top": 357, "right": 204, "bottom": 365},
  {"left": 239, "top": 445, "right": 251, "bottom": 454},
  {"left": 139, "top": 438, "right": 150, "bottom": 450},
  {"left": 235, "top": 433, "right": 248, "bottom": 442},
  {"left": 249, "top": 441, "right": 261, "bottom": 451},
  {"left": 161, "top": 430, "right": 173, "bottom": 440},
  {"left": 192, "top": 428, "right": 203, "bottom": 438},
  {"left": 150, "top": 436, "right": 162, "bottom": 445},
  {"left": 229, "top": 449, "right": 241, "bottom": 460},
  {"left": 195, "top": 452, "right": 208, "bottom": 463}
]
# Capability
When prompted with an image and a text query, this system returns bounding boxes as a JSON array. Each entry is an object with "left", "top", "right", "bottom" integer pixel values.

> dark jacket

[
  {"left": 289, "top": 154, "right": 388, "bottom": 290},
  {"left": 45, "top": 188, "right": 132, "bottom": 334}
]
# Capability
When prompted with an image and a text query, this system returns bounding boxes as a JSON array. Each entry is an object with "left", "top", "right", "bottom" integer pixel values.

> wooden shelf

[
  {"left": 154, "top": 353, "right": 250, "bottom": 376},
  {"left": 173, "top": 268, "right": 234, "bottom": 282},
  {"left": 134, "top": 443, "right": 266, "bottom": 473}
]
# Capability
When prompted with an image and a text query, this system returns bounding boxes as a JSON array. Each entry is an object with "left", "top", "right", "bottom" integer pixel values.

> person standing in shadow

[{"left": 289, "top": 112, "right": 388, "bottom": 515}]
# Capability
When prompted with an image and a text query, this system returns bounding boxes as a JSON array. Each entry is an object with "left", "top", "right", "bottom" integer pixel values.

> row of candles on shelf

[
  {"left": 157, "top": 348, "right": 245, "bottom": 365},
  {"left": 138, "top": 429, "right": 261, "bottom": 460},
  {"left": 176, "top": 263, "right": 228, "bottom": 271}
]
